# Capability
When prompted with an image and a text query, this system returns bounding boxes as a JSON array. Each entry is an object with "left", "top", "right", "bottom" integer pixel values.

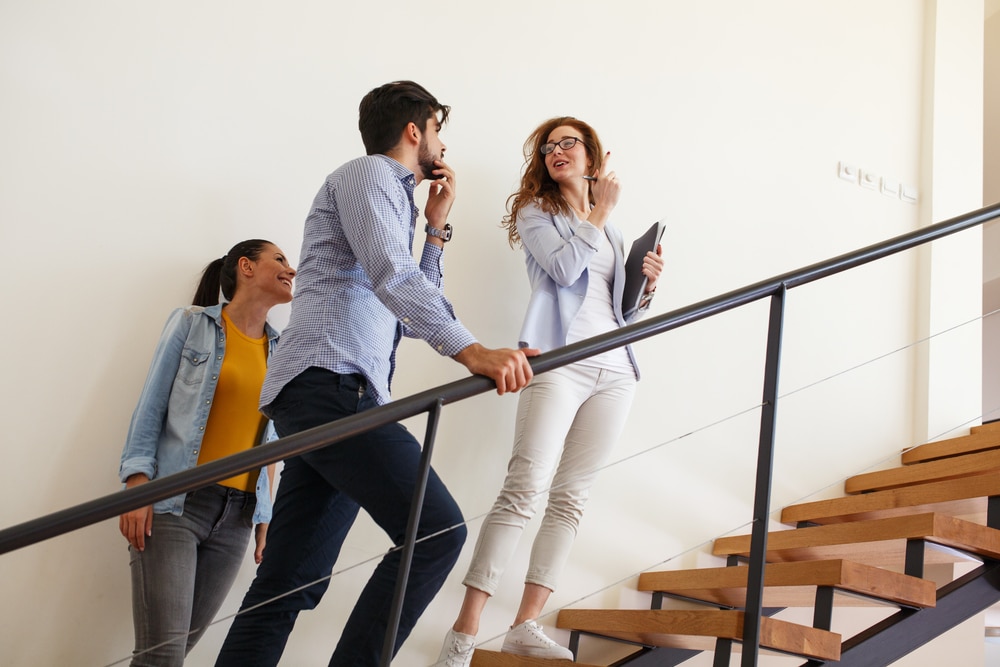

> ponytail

[
  {"left": 193, "top": 257, "right": 226, "bottom": 306},
  {"left": 192, "top": 239, "right": 273, "bottom": 306}
]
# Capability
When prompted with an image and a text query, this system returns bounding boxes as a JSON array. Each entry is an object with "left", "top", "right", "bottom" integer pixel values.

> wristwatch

[
  {"left": 424, "top": 223, "right": 453, "bottom": 242},
  {"left": 639, "top": 285, "right": 656, "bottom": 308}
]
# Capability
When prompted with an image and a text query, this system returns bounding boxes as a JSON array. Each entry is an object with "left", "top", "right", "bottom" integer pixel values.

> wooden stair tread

[
  {"left": 471, "top": 650, "right": 597, "bottom": 666},
  {"left": 781, "top": 474, "right": 1000, "bottom": 525},
  {"left": 712, "top": 512, "right": 1000, "bottom": 566},
  {"left": 638, "top": 559, "right": 935, "bottom": 608},
  {"left": 901, "top": 429, "right": 1000, "bottom": 464},
  {"left": 971, "top": 421, "right": 1000, "bottom": 435},
  {"left": 556, "top": 609, "right": 841, "bottom": 661},
  {"left": 844, "top": 448, "right": 1000, "bottom": 494}
]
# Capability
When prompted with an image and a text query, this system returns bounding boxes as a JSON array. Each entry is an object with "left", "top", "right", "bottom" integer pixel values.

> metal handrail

[{"left": 2, "top": 201, "right": 998, "bottom": 665}]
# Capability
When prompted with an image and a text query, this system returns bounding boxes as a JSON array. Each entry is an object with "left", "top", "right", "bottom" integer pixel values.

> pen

[{"left": 582, "top": 175, "right": 598, "bottom": 181}]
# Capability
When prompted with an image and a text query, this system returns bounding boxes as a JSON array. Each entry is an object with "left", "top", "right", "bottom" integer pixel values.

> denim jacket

[
  {"left": 516, "top": 202, "right": 642, "bottom": 377},
  {"left": 119, "top": 303, "right": 278, "bottom": 523}
]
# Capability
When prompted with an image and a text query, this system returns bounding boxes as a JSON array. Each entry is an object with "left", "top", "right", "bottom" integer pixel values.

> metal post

[
  {"left": 988, "top": 495, "right": 1000, "bottom": 528},
  {"left": 741, "top": 285, "right": 787, "bottom": 666},
  {"left": 569, "top": 631, "right": 581, "bottom": 659},
  {"left": 813, "top": 586, "right": 835, "bottom": 631},
  {"left": 714, "top": 638, "right": 734, "bottom": 666},
  {"left": 903, "top": 539, "right": 925, "bottom": 579},
  {"left": 380, "top": 398, "right": 444, "bottom": 666}
]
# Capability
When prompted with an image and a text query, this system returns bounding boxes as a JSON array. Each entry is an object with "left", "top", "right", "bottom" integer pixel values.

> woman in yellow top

[{"left": 118, "top": 239, "right": 295, "bottom": 666}]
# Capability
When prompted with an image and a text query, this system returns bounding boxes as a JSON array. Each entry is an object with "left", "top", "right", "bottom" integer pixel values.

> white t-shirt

[{"left": 566, "top": 228, "right": 633, "bottom": 373}]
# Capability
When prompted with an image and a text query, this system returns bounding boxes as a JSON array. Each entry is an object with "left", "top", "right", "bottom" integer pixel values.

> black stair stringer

[
  {"left": 800, "top": 559, "right": 1000, "bottom": 667},
  {"left": 609, "top": 646, "right": 700, "bottom": 667}
]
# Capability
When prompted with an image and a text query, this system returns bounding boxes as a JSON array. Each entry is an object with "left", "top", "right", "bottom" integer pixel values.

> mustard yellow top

[{"left": 197, "top": 309, "right": 268, "bottom": 491}]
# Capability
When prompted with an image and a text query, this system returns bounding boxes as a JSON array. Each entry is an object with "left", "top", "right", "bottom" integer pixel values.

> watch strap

[{"left": 424, "top": 223, "right": 452, "bottom": 242}]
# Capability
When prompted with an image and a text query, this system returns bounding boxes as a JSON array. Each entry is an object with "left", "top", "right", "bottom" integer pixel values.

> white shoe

[
  {"left": 438, "top": 628, "right": 475, "bottom": 667},
  {"left": 501, "top": 619, "right": 574, "bottom": 660}
]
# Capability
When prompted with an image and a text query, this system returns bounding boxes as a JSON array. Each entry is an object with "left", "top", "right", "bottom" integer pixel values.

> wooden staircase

[{"left": 468, "top": 421, "right": 1000, "bottom": 666}]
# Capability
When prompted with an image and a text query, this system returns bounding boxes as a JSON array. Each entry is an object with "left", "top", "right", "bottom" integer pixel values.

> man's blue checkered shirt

[{"left": 260, "top": 154, "right": 477, "bottom": 411}]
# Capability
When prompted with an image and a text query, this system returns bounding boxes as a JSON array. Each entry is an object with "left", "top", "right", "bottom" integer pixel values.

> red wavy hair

[{"left": 501, "top": 116, "right": 605, "bottom": 247}]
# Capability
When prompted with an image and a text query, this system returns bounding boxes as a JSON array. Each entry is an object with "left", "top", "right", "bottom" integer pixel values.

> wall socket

[{"left": 838, "top": 161, "right": 917, "bottom": 204}]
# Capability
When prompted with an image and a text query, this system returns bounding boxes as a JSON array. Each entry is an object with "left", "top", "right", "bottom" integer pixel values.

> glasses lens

[{"left": 540, "top": 138, "right": 581, "bottom": 155}]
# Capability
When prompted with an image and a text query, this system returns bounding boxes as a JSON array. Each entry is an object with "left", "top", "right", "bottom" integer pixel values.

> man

[{"left": 215, "top": 81, "right": 537, "bottom": 666}]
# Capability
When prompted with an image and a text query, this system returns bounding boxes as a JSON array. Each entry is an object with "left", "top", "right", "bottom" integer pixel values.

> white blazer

[{"left": 516, "top": 202, "right": 641, "bottom": 377}]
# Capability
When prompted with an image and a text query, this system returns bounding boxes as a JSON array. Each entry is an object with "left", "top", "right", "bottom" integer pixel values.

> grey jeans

[{"left": 128, "top": 483, "right": 255, "bottom": 666}]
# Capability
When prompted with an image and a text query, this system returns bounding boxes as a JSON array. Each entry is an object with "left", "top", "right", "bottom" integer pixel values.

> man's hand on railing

[
  {"left": 453, "top": 343, "right": 540, "bottom": 395},
  {"left": 119, "top": 473, "right": 154, "bottom": 551}
]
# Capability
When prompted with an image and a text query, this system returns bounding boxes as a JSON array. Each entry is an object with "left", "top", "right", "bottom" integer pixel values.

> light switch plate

[{"left": 880, "top": 178, "right": 900, "bottom": 197}]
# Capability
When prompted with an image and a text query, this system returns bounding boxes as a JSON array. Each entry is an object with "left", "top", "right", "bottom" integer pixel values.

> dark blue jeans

[{"left": 215, "top": 368, "right": 467, "bottom": 667}]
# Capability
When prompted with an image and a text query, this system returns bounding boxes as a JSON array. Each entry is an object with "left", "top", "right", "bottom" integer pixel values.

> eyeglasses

[{"left": 539, "top": 137, "right": 585, "bottom": 155}]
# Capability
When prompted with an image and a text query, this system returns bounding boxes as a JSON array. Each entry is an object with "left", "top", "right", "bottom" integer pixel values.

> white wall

[
  {"left": 0, "top": 1, "right": 986, "bottom": 666},
  {"left": 982, "top": 2, "right": 1000, "bottom": 647},
  {"left": 985, "top": 4, "right": 1000, "bottom": 422}
]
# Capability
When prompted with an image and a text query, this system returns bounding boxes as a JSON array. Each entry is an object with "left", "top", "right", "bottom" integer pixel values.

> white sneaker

[
  {"left": 501, "top": 619, "right": 574, "bottom": 660},
  {"left": 438, "top": 628, "right": 475, "bottom": 667}
]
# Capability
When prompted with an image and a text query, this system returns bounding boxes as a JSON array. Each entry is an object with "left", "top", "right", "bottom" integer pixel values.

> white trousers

[{"left": 463, "top": 363, "right": 636, "bottom": 595}]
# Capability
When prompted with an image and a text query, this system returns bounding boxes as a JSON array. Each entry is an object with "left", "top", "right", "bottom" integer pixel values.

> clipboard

[{"left": 622, "top": 219, "right": 665, "bottom": 319}]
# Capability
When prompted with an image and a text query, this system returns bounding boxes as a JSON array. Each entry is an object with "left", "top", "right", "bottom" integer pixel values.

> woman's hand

[
  {"left": 589, "top": 151, "right": 622, "bottom": 212},
  {"left": 643, "top": 243, "right": 665, "bottom": 291},
  {"left": 119, "top": 473, "right": 154, "bottom": 551},
  {"left": 254, "top": 523, "right": 268, "bottom": 564},
  {"left": 586, "top": 152, "right": 621, "bottom": 230}
]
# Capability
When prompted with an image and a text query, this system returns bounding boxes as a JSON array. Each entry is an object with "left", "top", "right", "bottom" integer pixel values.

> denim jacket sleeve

[
  {"left": 252, "top": 418, "right": 278, "bottom": 524},
  {"left": 119, "top": 308, "right": 194, "bottom": 483}
]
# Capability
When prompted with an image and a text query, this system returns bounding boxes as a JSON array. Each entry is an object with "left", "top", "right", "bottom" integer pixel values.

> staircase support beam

[
  {"left": 609, "top": 647, "right": 701, "bottom": 667},
  {"left": 904, "top": 538, "right": 926, "bottom": 578},
  {"left": 714, "top": 638, "right": 733, "bottom": 666},
  {"left": 813, "top": 586, "right": 835, "bottom": 631},
  {"left": 988, "top": 495, "right": 1000, "bottom": 528},
  {"left": 800, "top": 560, "right": 1000, "bottom": 667}
]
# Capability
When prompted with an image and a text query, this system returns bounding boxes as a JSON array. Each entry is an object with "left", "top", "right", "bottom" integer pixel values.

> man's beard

[{"left": 417, "top": 137, "right": 439, "bottom": 180}]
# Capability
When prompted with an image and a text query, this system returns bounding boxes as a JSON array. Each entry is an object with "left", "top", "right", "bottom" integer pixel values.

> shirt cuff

[
  {"left": 426, "top": 321, "right": 477, "bottom": 357},
  {"left": 119, "top": 458, "right": 156, "bottom": 484}
]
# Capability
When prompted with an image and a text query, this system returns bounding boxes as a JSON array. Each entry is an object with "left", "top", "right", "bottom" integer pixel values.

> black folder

[{"left": 622, "top": 219, "right": 666, "bottom": 319}]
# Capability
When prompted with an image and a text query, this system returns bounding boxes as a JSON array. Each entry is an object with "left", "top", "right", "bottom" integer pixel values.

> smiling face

[
  {"left": 543, "top": 125, "right": 592, "bottom": 185},
  {"left": 248, "top": 244, "right": 296, "bottom": 305}
]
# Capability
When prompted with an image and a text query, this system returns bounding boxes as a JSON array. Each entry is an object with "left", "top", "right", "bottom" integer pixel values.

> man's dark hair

[{"left": 358, "top": 80, "right": 450, "bottom": 155}]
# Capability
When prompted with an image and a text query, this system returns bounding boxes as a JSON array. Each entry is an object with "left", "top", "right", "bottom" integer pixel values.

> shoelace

[
  {"left": 447, "top": 637, "right": 473, "bottom": 656},
  {"left": 520, "top": 622, "right": 559, "bottom": 646}
]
